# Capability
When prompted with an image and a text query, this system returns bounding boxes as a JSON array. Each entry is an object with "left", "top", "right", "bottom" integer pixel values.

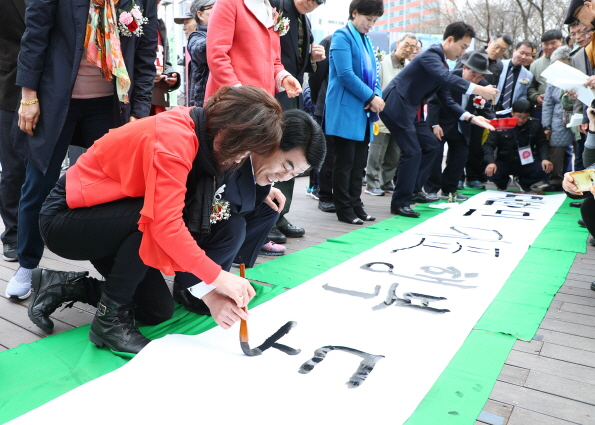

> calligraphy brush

[{"left": 239, "top": 263, "right": 262, "bottom": 356}]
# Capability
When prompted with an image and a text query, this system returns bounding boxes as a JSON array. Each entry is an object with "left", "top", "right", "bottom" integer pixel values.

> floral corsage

[
  {"left": 210, "top": 185, "right": 231, "bottom": 224},
  {"left": 472, "top": 95, "right": 487, "bottom": 109},
  {"left": 273, "top": 9, "right": 290, "bottom": 36},
  {"left": 375, "top": 47, "right": 385, "bottom": 62},
  {"left": 519, "top": 78, "right": 531, "bottom": 85},
  {"left": 118, "top": 2, "right": 148, "bottom": 37}
]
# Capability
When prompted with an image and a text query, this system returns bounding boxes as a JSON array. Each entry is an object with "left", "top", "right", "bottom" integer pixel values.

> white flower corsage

[
  {"left": 210, "top": 184, "right": 231, "bottom": 224},
  {"left": 472, "top": 95, "right": 486, "bottom": 109},
  {"left": 118, "top": 2, "right": 148, "bottom": 37},
  {"left": 273, "top": 9, "right": 290, "bottom": 36},
  {"left": 519, "top": 78, "right": 531, "bottom": 85},
  {"left": 375, "top": 47, "right": 385, "bottom": 62}
]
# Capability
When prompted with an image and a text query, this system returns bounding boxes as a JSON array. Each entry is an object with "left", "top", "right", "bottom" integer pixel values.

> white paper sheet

[
  {"left": 8, "top": 192, "right": 565, "bottom": 425},
  {"left": 541, "top": 60, "right": 595, "bottom": 106}
]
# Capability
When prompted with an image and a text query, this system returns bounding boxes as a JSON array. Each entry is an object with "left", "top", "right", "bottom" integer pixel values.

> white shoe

[{"left": 6, "top": 267, "right": 33, "bottom": 300}]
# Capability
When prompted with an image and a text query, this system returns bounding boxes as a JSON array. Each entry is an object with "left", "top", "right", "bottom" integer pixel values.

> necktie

[{"left": 501, "top": 66, "right": 515, "bottom": 110}]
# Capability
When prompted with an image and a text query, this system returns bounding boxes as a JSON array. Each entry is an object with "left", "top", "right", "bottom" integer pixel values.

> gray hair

[
  {"left": 550, "top": 45, "right": 572, "bottom": 63},
  {"left": 399, "top": 32, "right": 417, "bottom": 42}
]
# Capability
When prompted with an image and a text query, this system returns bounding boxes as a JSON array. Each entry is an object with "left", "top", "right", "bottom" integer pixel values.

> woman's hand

[
  {"left": 209, "top": 269, "right": 255, "bottom": 308},
  {"left": 562, "top": 172, "right": 583, "bottom": 195},
  {"left": 485, "top": 163, "right": 497, "bottom": 177},
  {"left": 202, "top": 290, "right": 249, "bottom": 329},
  {"left": 365, "top": 96, "right": 385, "bottom": 114},
  {"left": 282, "top": 75, "right": 302, "bottom": 98},
  {"left": 18, "top": 87, "right": 40, "bottom": 136}
]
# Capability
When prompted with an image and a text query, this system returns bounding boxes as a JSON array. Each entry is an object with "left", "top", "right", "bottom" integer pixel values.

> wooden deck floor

[{"left": 0, "top": 175, "right": 593, "bottom": 424}]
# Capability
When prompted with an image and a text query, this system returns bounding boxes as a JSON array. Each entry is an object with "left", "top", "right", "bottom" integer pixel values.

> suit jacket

[
  {"left": 571, "top": 47, "right": 591, "bottom": 120},
  {"left": 16, "top": 0, "right": 157, "bottom": 174},
  {"left": 223, "top": 159, "right": 271, "bottom": 214},
  {"left": 151, "top": 18, "right": 181, "bottom": 107},
  {"left": 494, "top": 59, "right": 533, "bottom": 107},
  {"left": 324, "top": 24, "right": 382, "bottom": 141},
  {"left": 270, "top": 0, "right": 314, "bottom": 110},
  {"left": 0, "top": 0, "right": 26, "bottom": 112},
  {"left": 427, "top": 68, "right": 495, "bottom": 143},
  {"left": 205, "top": 0, "right": 285, "bottom": 99},
  {"left": 380, "top": 43, "right": 470, "bottom": 130}
]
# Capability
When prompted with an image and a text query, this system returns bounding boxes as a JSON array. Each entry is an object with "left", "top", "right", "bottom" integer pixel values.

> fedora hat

[
  {"left": 564, "top": 0, "right": 585, "bottom": 25},
  {"left": 461, "top": 52, "right": 492, "bottom": 74}
]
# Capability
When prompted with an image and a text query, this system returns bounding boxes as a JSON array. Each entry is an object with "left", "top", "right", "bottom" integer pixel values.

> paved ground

[{"left": 0, "top": 176, "right": 593, "bottom": 424}]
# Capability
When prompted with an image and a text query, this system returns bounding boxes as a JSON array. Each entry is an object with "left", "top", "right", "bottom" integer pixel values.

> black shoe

[
  {"left": 89, "top": 293, "right": 151, "bottom": 354},
  {"left": 337, "top": 211, "right": 364, "bottom": 225},
  {"left": 391, "top": 206, "right": 420, "bottom": 218},
  {"left": 172, "top": 278, "right": 211, "bottom": 315},
  {"left": 2, "top": 243, "right": 17, "bottom": 262},
  {"left": 465, "top": 180, "right": 486, "bottom": 190},
  {"left": 318, "top": 201, "right": 336, "bottom": 213},
  {"left": 590, "top": 238, "right": 595, "bottom": 247},
  {"left": 579, "top": 219, "right": 586, "bottom": 228},
  {"left": 28, "top": 268, "right": 100, "bottom": 333},
  {"left": 591, "top": 282, "right": 595, "bottom": 291},
  {"left": 425, "top": 192, "right": 439, "bottom": 202},
  {"left": 411, "top": 192, "right": 434, "bottom": 203},
  {"left": 267, "top": 227, "right": 287, "bottom": 244},
  {"left": 570, "top": 201, "right": 583, "bottom": 208},
  {"left": 278, "top": 222, "right": 305, "bottom": 238},
  {"left": 354, "top": 207, "right": 375, "bottom": 221}
]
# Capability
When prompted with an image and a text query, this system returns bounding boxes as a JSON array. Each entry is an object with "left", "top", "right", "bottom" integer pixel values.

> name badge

[{"left": 518, "top": 147, "right": 534, "bottom": 165}]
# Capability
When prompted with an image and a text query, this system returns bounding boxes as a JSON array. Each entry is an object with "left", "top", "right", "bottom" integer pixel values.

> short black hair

[
  {"left": 491, "top": 33, "right": 513, "bottom": 46},
  {"left": 541, "top": 29, "right": 564, "bottom": 43},
  {"left": 280, "top": 110, "right": 326, "bottom": 171},
  {"left": 443, "top": 22, "right": 476, "bottom": 42},
  {"left": 568, "top": 20, "right": 581, "bottom": 30},
  {"left": 348, "top": 0, "right": 384, "bottom": 20},
  {"left": 515, "top": 40, "right": 536, "bottom": 51},
  {"left": 512, "top": 99, "right": 534, "bottom": 114}
]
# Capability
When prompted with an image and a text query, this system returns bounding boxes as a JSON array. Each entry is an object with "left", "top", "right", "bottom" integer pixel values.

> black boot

[
  {"left": 172, "top": 278, "right": 211, "bottom": 316},
  {"left": 28, "top": 268, "right": 102, "bottom": 333},
  {"left": 89, "top": 293, "right": 151, "bottom": 354}
]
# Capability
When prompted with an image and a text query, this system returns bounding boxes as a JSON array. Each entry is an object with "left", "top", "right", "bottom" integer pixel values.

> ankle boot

[
  {"left": 172, "top": 278, "right": 211, "bottom": 316},
  {"left": 28, "top": 268, "right": 102, "bottom": 333},
  {"left": 89, "top": 293, "right": 151, "bottom": 354}
]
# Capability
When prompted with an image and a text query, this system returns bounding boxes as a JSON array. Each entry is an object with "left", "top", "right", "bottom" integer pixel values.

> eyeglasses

[{"left": 573, "top": 1, "right": 588, "bottom": 20}]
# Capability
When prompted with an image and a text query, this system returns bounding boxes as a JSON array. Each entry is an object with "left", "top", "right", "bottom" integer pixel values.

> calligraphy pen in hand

[{"left": 238, "top": 263, "right": 300, "bottom": 357}]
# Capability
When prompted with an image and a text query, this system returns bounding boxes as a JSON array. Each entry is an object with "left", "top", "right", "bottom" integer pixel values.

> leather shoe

[
  {"left": 411, "top": 192, "right": 434, "bottom": 203},
  {"left": 578, "top": 219, "right": 586, "bottom": 228},
  {"left": 391, "top": 206, "right": 420, "bottom": 218},
  {"left": 268, "top": 227, "right": 287, "bottom": 244},
  {"left": 318, "top": 201, "right": 336, "bottom": 212},
  {"left": 172, "top": 279, "right": 211, "bottom": 315},
  {"left": 570, "top": 201, "right": 583, "bottom": 208},
  {"left": 591, "top": 282, "right": 595, "bottom": 291},
  {"left": 278, "top": 223, "right": 305, "bottom": 238}
]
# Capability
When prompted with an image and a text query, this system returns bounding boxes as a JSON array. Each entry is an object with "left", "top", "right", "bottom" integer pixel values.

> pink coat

[{"left": 205, "top": 0, "right": 285, "bottom": 99}]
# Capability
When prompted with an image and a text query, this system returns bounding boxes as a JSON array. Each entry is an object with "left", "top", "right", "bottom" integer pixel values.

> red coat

[{"left": 205, "top": 0, "right": 285, "bottom": 99}]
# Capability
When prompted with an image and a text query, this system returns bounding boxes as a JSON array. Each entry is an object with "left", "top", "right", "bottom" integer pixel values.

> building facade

[{"left": 375, "top": 0, "right": 443, "bottom": 33}]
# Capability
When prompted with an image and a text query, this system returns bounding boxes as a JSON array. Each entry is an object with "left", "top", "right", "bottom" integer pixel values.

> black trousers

[
  {"left": 424, "top": 128, "right": 468, "bottom": 194},
  {"left": 384, "top": 118, "right": 440, "bottom": 208},
  {"left": 463, "top": 126, "right": 486, "bottom": 182},
  {"left": 318, "top": 133, "right": 336, "bottom": 203},
  {"left": 487, "top": 160, "right": 549, "bottom": 190},
  {"left": 331, "top": 135, "right": 369, "bottom": 217},
  {"left": 581, "top": 196, "right": 595, "bottom": 237}
]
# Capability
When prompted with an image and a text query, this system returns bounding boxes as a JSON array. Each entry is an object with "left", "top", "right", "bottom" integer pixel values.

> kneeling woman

[{"left": 31, "top": 86, "right": 283, "bottom": 354}]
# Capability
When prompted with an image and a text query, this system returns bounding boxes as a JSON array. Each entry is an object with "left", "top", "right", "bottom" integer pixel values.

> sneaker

[
  {"left": 6, "top": 267, "right": 33, "bottom": 300},
  {"left": 440, "top": 191, "right": 468, "bottom": 202},
  {"left": 306, "top": 186, "right": 313, "bottom": 196},
  {"left": 530, "top": 180, "right": 548, "bottom": 191},
  {"left": 457, "top": 181, "right": 464, "bottom": 191},
  {"left": 3, "top": 243, "right": 17, "bottom": 262},
  {"left": 465, "top": 180, "right": 485, "bottom": 190},
  {"left": 425, "top": 192, "right": 439, "bottom": 202},
  {"left": 380, "top": 185, "right": 394, "bottom": 194},
  {"left": 259, "top": 241, "right": 286, "bottom": 256},
  {"left": 364, "top": 188, "right": 385, "bottom": 196},
  {"left": 513, "top": 177, "right": 530, "bottom": 192},
  {"left": 311, "top": 188, "right": 320, "bottom": 200}
]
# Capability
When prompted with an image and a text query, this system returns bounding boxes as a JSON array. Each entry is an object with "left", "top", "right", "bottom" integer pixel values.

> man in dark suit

[
  {"left": 8, "top": 0, "right": 157, "bottom": 299},
  {"left": 0, "top": 0, "right": 26, "bottom": 263},
  {"left": 171, "top": 110, "right": 326, "bottom": 315},
  {"left": 425, "top": 52, "right": 496, "bottom": 202},
  {"left": 380, "top": 21, "right": 498, "bottom": 218},
  {"left": 265, "top": 0, "right": 326, "bottom": 249}
]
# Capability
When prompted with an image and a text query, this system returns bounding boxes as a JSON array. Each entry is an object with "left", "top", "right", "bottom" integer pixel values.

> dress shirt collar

[{"left": 244, "top": 0, "right": 274, "bottom": 28}]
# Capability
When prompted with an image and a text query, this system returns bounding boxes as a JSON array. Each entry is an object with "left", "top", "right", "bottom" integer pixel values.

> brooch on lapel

[
  {"left": 210, "top": 184, "right": 231, "bottom": 224},
  {"left": 118, "top": 2, "right": 148, "bottom": 37},
  {"left": 273, "top": 8, "right": 290, "bottom": 36},
  {"left": 519, "top": 78, "right": 531, "bottom": 85},
  {"left": 472, "top": 95, "right": 486, "bottom": 109}
]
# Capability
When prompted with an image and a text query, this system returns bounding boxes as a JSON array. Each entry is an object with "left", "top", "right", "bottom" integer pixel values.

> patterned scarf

[{"left": 84, "top": 0, "right": 131, "bottom": 103}]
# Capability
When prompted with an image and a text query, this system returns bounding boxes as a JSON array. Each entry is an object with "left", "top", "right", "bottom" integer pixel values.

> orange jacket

[{"left": 66, "top": 107, "right": 222, "bottom": 284}]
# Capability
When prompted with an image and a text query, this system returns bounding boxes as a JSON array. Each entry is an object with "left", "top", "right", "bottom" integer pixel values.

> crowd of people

[{"left": 2, "top": 0, "right": 595, "bottom": 354}]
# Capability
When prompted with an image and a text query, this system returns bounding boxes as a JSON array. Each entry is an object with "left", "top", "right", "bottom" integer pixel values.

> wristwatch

[{"left": 467, "top": 114, "right": 475, "bottom": 122}]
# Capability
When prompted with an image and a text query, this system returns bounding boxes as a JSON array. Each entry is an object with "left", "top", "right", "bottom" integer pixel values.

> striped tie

[{"left": 500, "top": 67, "right": 515, "bottom": 110}]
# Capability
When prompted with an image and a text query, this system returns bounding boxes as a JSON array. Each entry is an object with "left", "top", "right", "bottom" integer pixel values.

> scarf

[
  {"left": 85, "top": 0, "right": 131, "bottom": 103},
  {"left": 346, "top": 21, "right": 379, "bottom": 123},
  {"left": 587, "top": 32, "right": 595, "bottom": 69},
  {"left": 184, "top": 107, "right": 223, "bottom": 237}
]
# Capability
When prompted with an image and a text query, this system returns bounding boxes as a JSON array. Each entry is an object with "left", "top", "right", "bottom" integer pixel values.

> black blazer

[
  {"left": 380, "top": 44, "right": 470, "bottom": 129},
  {"left": 0, "top": 0, "right": 26, "bottom": 112},
  {"left": 16, "top": 0, "right": 157, "bottom": 174},
  {"left": 270, "top": 0, "right": 314, "bottom": 110},
  {"left": 427, "top": 68, "right": 495, "bottom": 142},
  {"left": 223, "top": 159, "right": 271, "bottom": 214}
]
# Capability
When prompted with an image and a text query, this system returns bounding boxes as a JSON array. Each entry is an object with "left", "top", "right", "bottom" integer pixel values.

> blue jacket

[
  {"left": 380, "top": 43, "right": 470, "bottom": 130},
  {"left": 324, "top": 25, "right": 381, "bottom": 141},
  {"left": 16, "top": 0, "right": 157, "bottom": 174}
]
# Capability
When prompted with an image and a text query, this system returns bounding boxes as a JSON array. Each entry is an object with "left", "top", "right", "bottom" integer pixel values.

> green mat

[{"left": 0, "top": 193, "right": 585, "bottom": 424}]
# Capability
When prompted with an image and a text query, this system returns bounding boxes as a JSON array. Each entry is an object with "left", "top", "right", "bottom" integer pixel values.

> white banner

[{"left": 10, "top": 192, "right": 565, "bottom": 425}]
